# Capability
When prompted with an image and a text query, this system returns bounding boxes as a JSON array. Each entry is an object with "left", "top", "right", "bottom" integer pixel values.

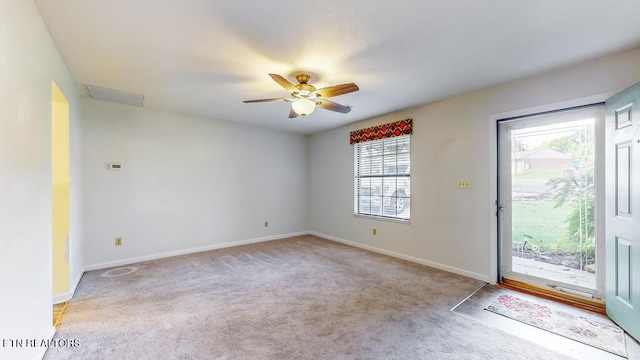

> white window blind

[{"left": 354, "top": 135, "right": 410, "bottom": 221}]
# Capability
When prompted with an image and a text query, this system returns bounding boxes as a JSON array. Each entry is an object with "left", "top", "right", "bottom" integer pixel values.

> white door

[
  {"left": 498, "top": 105, "right": 605, "bottom": 299},
  {"left": 605, "top": 82, "right": 640, "bottom": 340}
]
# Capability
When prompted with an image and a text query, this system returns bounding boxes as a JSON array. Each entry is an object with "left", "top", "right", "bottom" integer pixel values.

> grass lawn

[{"left": 512, "top": 200, "right": 572, "bottom": 247}]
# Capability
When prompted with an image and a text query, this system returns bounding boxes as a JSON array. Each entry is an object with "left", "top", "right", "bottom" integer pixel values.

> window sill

[{"left": 354, "top": 214, "right": 410, "bottom": 224}]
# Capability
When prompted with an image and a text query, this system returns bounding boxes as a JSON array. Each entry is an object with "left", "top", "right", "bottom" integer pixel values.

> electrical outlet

[
  {"left": 115, "top": 237, "right": 122, "bottom": 246},
  {"left": 456, "top": 179, "right": 471, "bottom": 189},
  {"left": 264, "top": 221, "right": 269, "bottom": 227},
  {"left": 373, "top": 228, "right": 377, "bottom": 236}
]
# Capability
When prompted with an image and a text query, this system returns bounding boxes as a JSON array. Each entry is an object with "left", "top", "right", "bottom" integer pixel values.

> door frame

[
  {"left": 488, "top": 93, "right": 616, "bottom": 285},
  {"left": 497, "top": 104, "right": 605, "bottom": 299}
]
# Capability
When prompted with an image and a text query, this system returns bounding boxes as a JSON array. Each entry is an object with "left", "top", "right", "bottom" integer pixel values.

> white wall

[
  {"left": 0, "top": 1, "right": 83, "bottom": 359},
  {"left": 308, "top": 47, "right": 640, "bottom": 282},
  {"left": 82, "top": 100, "right": 308, "bottom": 268}
]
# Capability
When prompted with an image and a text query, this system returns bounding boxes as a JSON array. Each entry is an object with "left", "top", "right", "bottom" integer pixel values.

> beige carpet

[{"left": 45, "top": 235, "right": 575, "bottom": 359}]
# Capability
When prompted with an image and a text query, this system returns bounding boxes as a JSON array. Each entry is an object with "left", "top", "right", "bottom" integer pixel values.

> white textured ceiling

[{"left": 35, "top": 0, "right": 640, "bottom": 134}]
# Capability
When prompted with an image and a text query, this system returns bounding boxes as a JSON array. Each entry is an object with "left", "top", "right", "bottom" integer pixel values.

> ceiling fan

[{"left": 243, "top": 73, "right": 359, "bottom": 118}]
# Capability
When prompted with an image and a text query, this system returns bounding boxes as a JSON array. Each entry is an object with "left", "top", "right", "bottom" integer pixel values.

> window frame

[{"left": 354, "top": 134, "right": 410, "bottom": 222}]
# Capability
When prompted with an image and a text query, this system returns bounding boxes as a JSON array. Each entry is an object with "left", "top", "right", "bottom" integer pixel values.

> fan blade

[
  {"left": 269, "top": 74, "right": 299, "bottom": 93},
  {"left": 289, "top": 108, "right": 299, "bottom": 118},
  {"left": 316, "top": 99, "right": 351, "bottom": 113},
  {"left": 315, "top": 83, "right": 359, "bottom": 98},
  {"left": 243, "top": 98, "right": 288, "bottom": 103}
]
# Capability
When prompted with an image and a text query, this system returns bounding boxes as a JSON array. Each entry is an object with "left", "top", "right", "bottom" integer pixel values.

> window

[{"left": 354, "top": 135, "right": 410, "bottom": 221}]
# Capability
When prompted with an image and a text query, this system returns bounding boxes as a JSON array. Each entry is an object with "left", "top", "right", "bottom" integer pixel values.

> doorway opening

[
  {"left": 498, "top": 104, "right": 605, "bottom": 303},
  {"left": 52, "top": 80, "right": 70, "bottom": 324}
]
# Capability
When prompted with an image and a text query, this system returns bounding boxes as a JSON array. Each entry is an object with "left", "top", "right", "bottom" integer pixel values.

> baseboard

[
  {"left": 310, "top": 231, "right": 492, "bottom": 283},
  {"left": 52, "top": 293, "right": 71, "bottom": 305},
  {"left": 82, "top": 230, "right": 489, "bottom": 284},
  {"left": 52, "top": 268, "right": 86, "bottom": 304},
  {"left": 70, "top": 270, "right": 83, "bottom": 297},
  {"left": 83, "top": 231, "right": 310, "bottom": 272}
]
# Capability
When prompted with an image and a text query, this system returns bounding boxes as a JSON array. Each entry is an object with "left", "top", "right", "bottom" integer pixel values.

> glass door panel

[{"left": 499, "top": 106, "right": 604, "bottom": 298}]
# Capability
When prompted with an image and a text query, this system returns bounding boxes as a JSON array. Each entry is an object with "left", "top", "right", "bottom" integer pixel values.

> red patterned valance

[{"left": 350, "top": 118, "right": 412, "bottom": 144}]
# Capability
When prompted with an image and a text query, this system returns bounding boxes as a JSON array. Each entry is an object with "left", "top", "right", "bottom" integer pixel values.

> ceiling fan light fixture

[
  {"left": 291, "top": 98, "right": 316, "bottom": 116},
  {"left": 244, "top": 73, "right": 358, "bottom": 118}
]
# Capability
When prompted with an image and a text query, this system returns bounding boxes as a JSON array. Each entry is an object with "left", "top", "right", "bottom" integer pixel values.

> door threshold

[{"left": 499, "top": 278, "right": 605, "bottom": 315}]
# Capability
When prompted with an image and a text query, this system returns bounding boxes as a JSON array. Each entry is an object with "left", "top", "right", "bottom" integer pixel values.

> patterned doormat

[{"left": 485, "top": 294, "right": 627, "bottom": 357}]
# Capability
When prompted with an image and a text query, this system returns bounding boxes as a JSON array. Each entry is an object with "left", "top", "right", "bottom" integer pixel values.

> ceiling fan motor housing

[{"left": 295, "top": 74, "right": 311, "bottom": 84}]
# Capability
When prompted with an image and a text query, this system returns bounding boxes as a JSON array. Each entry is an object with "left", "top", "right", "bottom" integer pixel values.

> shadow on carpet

[{"left": 485, "top": 293, "right": 626, "bottom": 357}]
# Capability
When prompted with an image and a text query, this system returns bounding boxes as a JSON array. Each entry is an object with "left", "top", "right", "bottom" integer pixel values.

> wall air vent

[{"left": 85, "top": 84, "right": 145, "bottom": 107}]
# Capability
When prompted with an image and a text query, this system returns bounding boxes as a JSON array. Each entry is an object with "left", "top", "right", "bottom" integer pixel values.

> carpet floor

[{"left": 45, "top": 235, "right": 578, "bottom": 360}]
